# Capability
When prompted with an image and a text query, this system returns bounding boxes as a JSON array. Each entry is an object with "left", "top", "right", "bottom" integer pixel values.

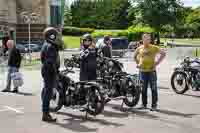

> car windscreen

[{"left": 111, "top": 39, "right": 128, "bottom": 50}]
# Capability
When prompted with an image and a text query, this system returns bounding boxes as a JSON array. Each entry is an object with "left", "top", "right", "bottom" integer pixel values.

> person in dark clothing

[
  {"left": 2, "top": 36, "right": 9, "bottom": 55},
  {"left": 80, "top": 34, "right": 97, "bottom": 81},
  {"left": 2, "top": 40, "right": 22, "bottom": 93},
  {"left": 100, "top": 35, "right": 112, "bottom": 58},
  {"left": 40, "top": 27, "right": 60, "bottom": 122}
]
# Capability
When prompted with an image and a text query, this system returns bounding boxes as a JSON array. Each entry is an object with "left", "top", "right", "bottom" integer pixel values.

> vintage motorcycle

[
  {"left": 98, "top": 71, "right": 141, "bottom": 108},
  {"left": 96, "top": 57, "right": 141, "bottom": 108},
  {"left": 64, "top": 54, "right": 80, "bottom": 70},
  {"left": 171, "top": 56, "right": 200, "bottom": 94},
  {"left": 49, "top": 69, "right": 104, "bottom": 117}
]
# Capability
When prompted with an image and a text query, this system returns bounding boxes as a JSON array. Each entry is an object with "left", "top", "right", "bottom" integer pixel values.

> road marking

[{"left": 0, "top": 106, "right": 24, "bottom": 114}]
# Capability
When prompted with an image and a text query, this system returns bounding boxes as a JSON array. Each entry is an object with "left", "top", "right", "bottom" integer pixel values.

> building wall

[
  {"left": 16, "top": 0, "right": 49, "bottom": 43},
  {"left": 0, "top": 0, "right": 52, "bottom": 42},
  {"left": 8, "top": 0, "right": 17, "bottom": 24},
  {"left": 0, "top": 0, "right": 9, "bottom": 37}
]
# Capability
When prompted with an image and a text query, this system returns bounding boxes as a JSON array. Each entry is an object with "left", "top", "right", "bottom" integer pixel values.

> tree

[
  {"left": 70, "top": 0, "right": 130, "bottom": 29},
  {"left": 130, "top": 0, "right": 183, "bottom": 44},
  {"left": 64, "top": 5, "right": 72, "bottom": 26}
]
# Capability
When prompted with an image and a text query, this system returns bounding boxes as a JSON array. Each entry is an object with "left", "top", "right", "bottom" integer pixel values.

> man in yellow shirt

[{"left": 134, "top": 33, "right": 166, "bottom": 111}]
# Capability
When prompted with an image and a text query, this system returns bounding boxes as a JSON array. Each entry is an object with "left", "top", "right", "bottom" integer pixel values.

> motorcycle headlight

[{"left": 108, "top": 61, "right": 114, "bottom": 67}]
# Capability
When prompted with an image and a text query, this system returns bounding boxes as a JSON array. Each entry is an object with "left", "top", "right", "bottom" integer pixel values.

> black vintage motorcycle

[
  {"left": 96, "top": 56, "right": 141, "bottom": 108},
  {"left": 171, "top": 57, "right": 200, "bottom": 94},
  {"left": 64, "top": 54, "right": 80, "bottom": 70},
  {"left": 97, "top": 71, "right": 141, "bottom": 108},
  {"left": 49, "top": 69, "right": 104, "bottom": 117}
]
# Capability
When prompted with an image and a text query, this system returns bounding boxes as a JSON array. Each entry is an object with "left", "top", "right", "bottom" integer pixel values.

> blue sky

[{"left": 66, "top": 0, "right": 200, "bottom": 8}]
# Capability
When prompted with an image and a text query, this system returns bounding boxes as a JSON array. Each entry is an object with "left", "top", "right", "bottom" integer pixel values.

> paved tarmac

[{"left": 0, "top": 47, "right": 200, "bottom": 133}]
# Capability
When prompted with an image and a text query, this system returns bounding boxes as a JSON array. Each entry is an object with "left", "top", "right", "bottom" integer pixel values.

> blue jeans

[
  {"left": 41, "top": 66, "right": 57, "bottom": 113},
  {"left": 140, "top": 71, "right": 158, "bottom": 107},
  {"left": 6, "top": 66, "right": 19, "bottom": 90}
]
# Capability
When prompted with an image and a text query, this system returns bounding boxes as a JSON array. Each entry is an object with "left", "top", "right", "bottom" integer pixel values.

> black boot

[
  {"left": 42, "top": 112, "right": 57, "bottom": 122},
  {"left": 12, "top": 88, "right": 18, "bottom": 93},
  {"left": 2, "top": 89, "right": 11, "bottom": 92}
]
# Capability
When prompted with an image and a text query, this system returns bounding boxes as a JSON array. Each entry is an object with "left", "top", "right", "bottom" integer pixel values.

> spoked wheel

[
  {"left": 86, "top": 86, "right": 104, "bottom": 116},
  {"left": 49, "top": 87, "right": 63, "bottom": 112},
  {"left": 64, "top": 59, "right": 74, "bottom": 70},
  {"left": 171, "top": 71, "right": 189, "bottom": 94},
  {"left": 123, "top": 85, "right": 141, "bottom": 107}
]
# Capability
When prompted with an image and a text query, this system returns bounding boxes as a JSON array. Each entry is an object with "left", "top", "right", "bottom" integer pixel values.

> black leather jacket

[
  {"left": 8, "top": 47, "right": 22, "bottom": 68},
  {"left": 80, "top": 47, "right": 97, "bottom": 81},
  {"left": 40, "top": 42, "right": 60, "bottom": 77}
]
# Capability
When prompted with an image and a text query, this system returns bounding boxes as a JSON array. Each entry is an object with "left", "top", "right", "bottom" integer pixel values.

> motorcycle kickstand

[
  {"left": 85, "top": 111, "right": 88, "bottom": 120},
  {"left": 120, "top": 101, "right": 126, "bottom": 112},
  {"left": 84, "top": 104, "right": 89, "bottom": 120}
]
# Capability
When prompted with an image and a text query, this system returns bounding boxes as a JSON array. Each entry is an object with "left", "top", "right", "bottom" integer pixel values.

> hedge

[
  {"left": 91, "top": 30, "right": 128, "bottom": 38},
  {"left": 127, "top": 25, "right": 155, "bottom": 41},
  {"left": 63, "top": 25, "right": 156, "bottom": 42},
  {"left": 62, "top": 26, "right": 95, "bottom": 36}
]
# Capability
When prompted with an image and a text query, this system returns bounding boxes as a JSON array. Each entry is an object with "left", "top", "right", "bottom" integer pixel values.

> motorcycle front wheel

[
  {"left": 49, "top": 87, "right": 64, "bottom": 112},
  {"left": 123, "top": 85, "right": 141, "bottom": 107},
  {"left": 86, "top": 86, "right": 104, "bottom": 116},
  {"left": 171, "top": 71, "right": 189, "bottom": 94}
]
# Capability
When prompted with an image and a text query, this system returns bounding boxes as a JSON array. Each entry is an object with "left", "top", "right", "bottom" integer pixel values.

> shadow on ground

[
  {"left": 107, "top": 103, "right": 199, "bottom": 119},
  {"left": 183, "top": 93, "right": 200, "bottom": 99},
  {"left": 16, "top": 92, "right": 35, "bottom": 96},
  {"left": 50, "top": 111, "right": 124, "bottom": 132}
]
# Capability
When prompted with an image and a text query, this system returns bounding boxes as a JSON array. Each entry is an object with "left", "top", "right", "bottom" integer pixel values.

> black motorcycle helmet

[
  {"left": 82, "top": 33, "right": 93, "bottom": 48},
  {"left": 43, "top": 27, "right": 59, "bottom": 45},
  {"left": 82, "top": 33, "right": 92, "bottom": 41},
  {"left": 104, "top": 35, "right": 111, "bottom": 44}
]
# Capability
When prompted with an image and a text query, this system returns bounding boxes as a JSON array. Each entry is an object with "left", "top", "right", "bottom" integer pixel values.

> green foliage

[
  {"left": 132, "top": 0, "right": 183, "bottom": 32},
  {"left": 62, "top": 26, "right": 95, "bottom": 36},
  {"left": 63, "top": 36, "right": 81, "bottom": 48},
  {"left": 92, "top": 24, "right": 155, "bottom": 41},
  {"left": 91, "top": 30, "right": 128, "bottom": 38},
  {"left": 64, "top": 5, "right": 72, "bottom": 26},
  {"left": 127, "top": 24, "right": 155, "bottom": 41},
  {"left": 128, "top": 24, "right": 155, "bottom": 33},
  {"left": 70, "top": 0, "right": 130, "bottom": 29}
]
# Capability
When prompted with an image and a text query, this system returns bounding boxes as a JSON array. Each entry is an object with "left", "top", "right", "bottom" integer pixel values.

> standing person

[
  {"left": 80, "top": 34, "right": 97, "bottom": 81},
  {"left": 2, "top": 39, "right": 22, "bottom": 93},
  {"left": 40, "top": 27, "right": 60, "bottom": 122},
  {"left": 99, "top": 35, "right": 112, "bottom": 58},
  {"left": 2, "top": 35, "right": 9, "bottom": 56},
  {"left": 134, "top": 33, "right": 166, "bottom": 111}
]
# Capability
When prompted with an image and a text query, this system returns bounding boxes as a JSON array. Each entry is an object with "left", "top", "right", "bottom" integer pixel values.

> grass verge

[{"left": 63, "top": 36, "right": 81, "bottom": 48}]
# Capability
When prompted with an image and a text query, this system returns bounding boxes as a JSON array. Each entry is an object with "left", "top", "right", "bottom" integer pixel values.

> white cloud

[{"left": 181, "top": 0, "right": 200, "bottom": 7}]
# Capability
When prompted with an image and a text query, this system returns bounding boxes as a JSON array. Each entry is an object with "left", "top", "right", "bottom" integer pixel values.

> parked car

[
  {"left": 128, "top": 41, "right": 139, "bottom": 52},
  {"left": 96, "top": 37, "right": 129, "bottom": 58},
  {"left": 24, "top": 44, "right": 42, "bottom": 52},
  {"left": 111, "top": 38, "right": 129, "bottom": 57},
  {"left": 16, "top": 44, "right": 27, "bottom": 53}
]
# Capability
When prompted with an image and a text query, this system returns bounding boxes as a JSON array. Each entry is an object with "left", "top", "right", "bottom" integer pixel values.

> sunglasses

[{"left": 83, "top": 39, "right": 92, "bottom": 42}]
